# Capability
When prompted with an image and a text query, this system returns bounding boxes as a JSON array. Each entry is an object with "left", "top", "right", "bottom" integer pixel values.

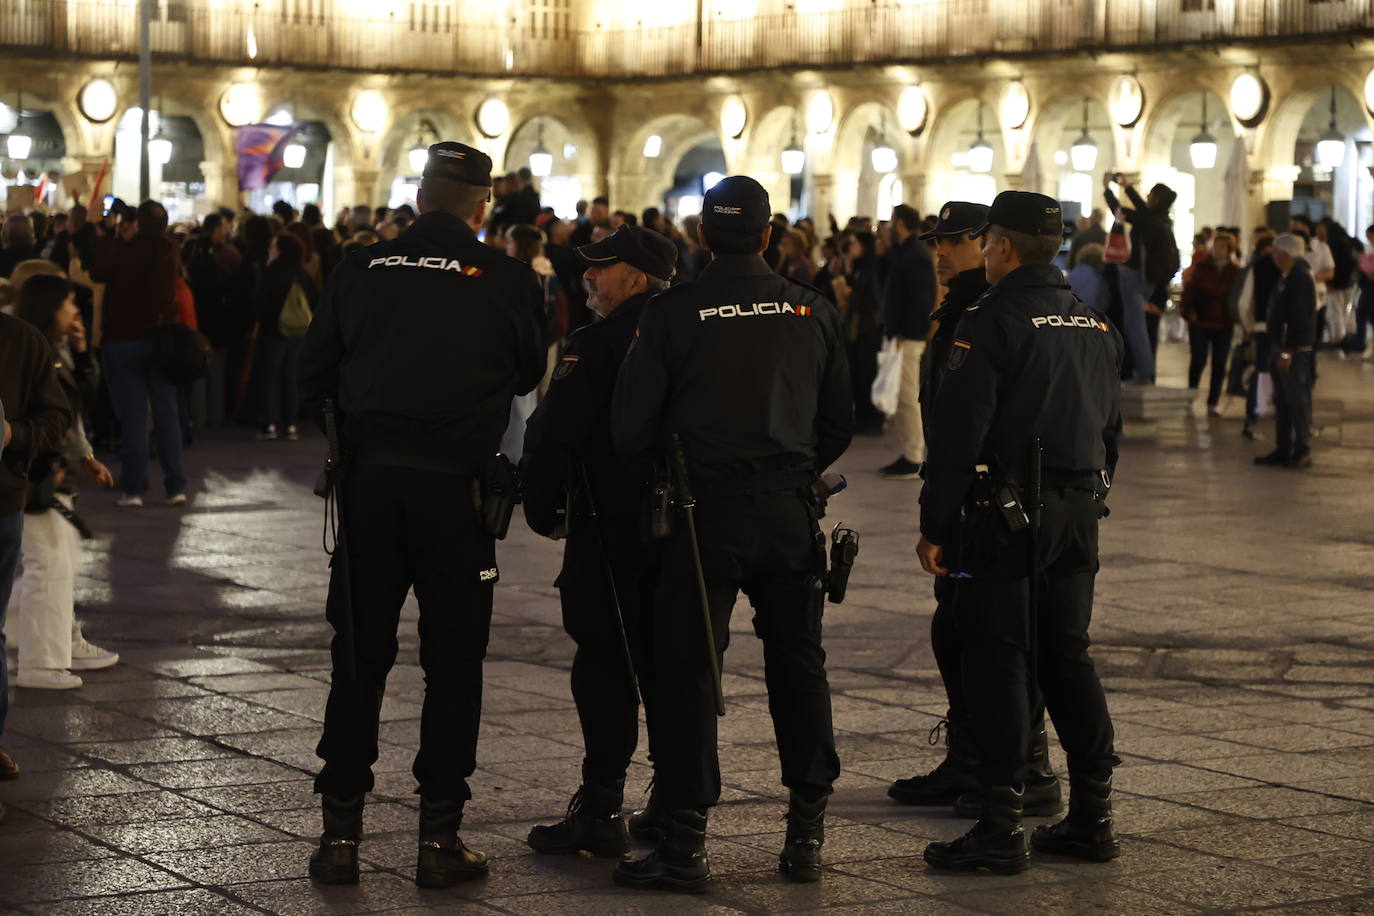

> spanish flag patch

[
  {"left": 797, "top": 305, "right": 811, "bottom": 316},
  {"left": 462, "top": 266, "right": 484, "bottom": 277}
]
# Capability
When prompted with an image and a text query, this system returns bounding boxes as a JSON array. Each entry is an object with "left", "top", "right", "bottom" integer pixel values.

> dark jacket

[
  {"left": 1181, "top": 258, "right": 1240, "bottom": 331},
  {"left": 298, "top": 210, "right": 546, "bottom": 475},
  {"left": 90, "top": 232, "right": 180, "bottom": 343},
  {"left": 1104, "top": 185, "right": 1178, "bottom": 308},
  {"left": 1267, "top": 259, "right": 1318, "bottom": 352},
  {"left": 880, "top": 235, "right": 937, "bottom": 341},
  {"left": 921, "top": 267, "right": 989, "bottom": 436},
  {"left": 1069, "top": 225, "right": 1107, "bottom": 267},
  {"left": 255, "top": 258, "right": 319, "bottom": 341},
  {"left": 920, "top": 264, "right": 1123, "bottom": 541},
  {"left": 0, "top": 313, "right": 74, "bottom": 515},
  {"left": 0, "top": 242, "right": 39, "bottom": 279},
  {"left": 523, "top": 292, "right": 649, "bottom": 537},
  {"left": 187, "top": 240, "right": 252, "bottom": 347},
  {"left": 613, "top": 253, "right": 853, "bottom": 483}
]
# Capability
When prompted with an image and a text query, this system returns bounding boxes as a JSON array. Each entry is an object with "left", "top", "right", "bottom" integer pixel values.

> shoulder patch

[
  {"left": 552, "top": 355, "right": 579, "bottom": 380},
  {"left": 948, "top": 339, "right": 971, "bottom": 371}
]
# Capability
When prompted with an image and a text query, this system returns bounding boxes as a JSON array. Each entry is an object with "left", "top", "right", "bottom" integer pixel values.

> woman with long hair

[
  {"left": 10, "top": 274, "right": 118, "bottom": 689},
  {"left": 250, "top": 232, "right": 316, "bottom": 441}
]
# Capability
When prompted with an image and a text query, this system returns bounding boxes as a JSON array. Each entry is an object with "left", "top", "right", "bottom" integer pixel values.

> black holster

[{"left": 478, "top": 453, "right": 521, "bottom": 540}]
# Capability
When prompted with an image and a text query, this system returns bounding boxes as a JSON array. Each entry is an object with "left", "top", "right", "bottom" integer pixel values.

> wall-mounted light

[
  {"left": 1069, "top": 98, "right": 1098, "bottom": 173},
  {"left": 219, "top": 82, "right": 262, "bottom": 127},
  {"left": 351, "top": 90, "right": 388, "bottom": 133},
  {"left": 967, "top": 105, "right": 994, "bottom": 174},
  {"left": 1000, "top": 81, "right": 1029, "bottom": 130},
  {"left": 806, "top": 90, "right": 834, "bottom": 134},
  {"left": 721, "top": 95, "right": 747, "bottom": 139},
  {"left": 78, "top": 78, "right": 118, "bottom": 124},
  {"left": 148, "top": 98, "right": 173, "bottom": 166},
  {"left": 475, "top": 98, "right": 509, "bottom": 139},
  {"left": 1188, "top": 93, "right": 1218, "bottom": 171},
  {"left": 1315, "top": 87, "right": 1346, "bottom": 169},
  {"left": 643, "top": 134, "right": 662, "bottom": 158},
  {"left": 529, "top": 117, "right": 553, "bottom": 177},
  {"left": 563, "top": 142, "right": 578, "bottom": 160},
  {"left": 703, "top": 171, "right": 725, "bottom": 192},
  {"left": 870, "top": 111, "right": 897, "bottom": 174},
  {"left": 283, "top": 141, "right": 307, "bottom": 170},
  {"left": 897, "top": 85, "right": 928, "bottom": 135},
  {"left": 1230, "top": 72, "right": 1269, "bottom": 128},
  {"left": 781, "top": 113, "right": 805, "bottom": 175},
  {"left": 1108, "top": 75, "right": 1144, "bottom": 128},
  {"left": 407, "top": 119, "right": 439, "bottom": 174}
]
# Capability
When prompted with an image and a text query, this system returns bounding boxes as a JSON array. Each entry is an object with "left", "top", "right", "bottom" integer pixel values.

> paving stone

[
  {"left": 0, "top": 829, "right": 119, "bottom": 866},
  {"left": 69, "top": 737, "right": 239, "bottom": 766},
  {"left": 1115, "top": 860, "right": 1357, "bottom": 910},
  {"left": 83, "top": 814, "right": 295, "bottom": 854},
  {"left": 18, "top": 889, "right": 248, "bottom": 915},
  {"left": 1164, "top": 821, "right": 1371, "bottom": 860},
  {"left": 125, "top": 757, "right": 306, "bottom": 789},
  {"left": 15, "top": 790, "right": 223, "bottom": 826},
  {"left": 1, "top": 858, "right": 189, "bottom": 903},
  {"left": 146, "top": 839, "right": 318, "bottom": 885}
]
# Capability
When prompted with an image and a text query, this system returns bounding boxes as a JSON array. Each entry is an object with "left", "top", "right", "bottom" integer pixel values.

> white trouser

[
  {"left": 897, "top": 338, "right": 927, "bottom": 464},
  {"left": 1325, "top": 288, "right": 1353, "bottom": 342},
  {"left": 4, "top": 495, "right": 80, "bottom": 671}
]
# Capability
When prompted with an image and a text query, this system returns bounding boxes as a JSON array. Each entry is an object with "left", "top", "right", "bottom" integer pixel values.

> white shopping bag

[
  {"left": 871, "top": 338, "right": 902, "bottom": 416},
  {"left": 1255, "top": 372, "right": 1274, "bottom": 418}
]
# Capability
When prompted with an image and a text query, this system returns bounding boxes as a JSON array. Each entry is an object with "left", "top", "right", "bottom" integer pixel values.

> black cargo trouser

[
  {"left": 315, "top": 463, "right": 496, "bottom": 802},
  {"left": 557, "top": 510, "right": 657, "bottom": 791},
  {"left": 931, "top": 538, "right": 967, "bottom": 725},
  {"left": 953, "top": 489, "right": 1118, "bottom": 788},
  {"left": 651, "top": 489, "right": 840, "bottom": 811}
]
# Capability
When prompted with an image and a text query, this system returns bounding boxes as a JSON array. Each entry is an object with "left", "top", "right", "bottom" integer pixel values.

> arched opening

[
  {"left": 379, "top": 110, "right": 460, "bottom": 211},
  {"left": 1290, "top": 86, "right": 1372, "bottom": 234},
  {"left": 110, "top": 106, "right": 208, "bottom": 223},
  {"left": 666, "top": 139, "right": 728, "bottom": 221},
  {"left": 0, "top": 92, "right": 67, "bottom": 210},
  {"left": 1141, "top": 90, "right": 1241, "bottom": 250},
  {"left": 924, "top": 97, "right": 1005, "bottom": 214},
  {"left": 832, "top": 101, "right": 906, "bottom": 223},
  {"left": 505, "top": 114, "right": 590, "bottom": 220},
  {"left": 1032, "top": 96, "right": 1118, "bottom": 226},
  {"left": 745, "top": 105, "right": 806, "bottom": 221}
]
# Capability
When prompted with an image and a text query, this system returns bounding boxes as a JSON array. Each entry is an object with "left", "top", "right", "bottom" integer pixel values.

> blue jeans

[
  {"left": 0, "top": 510, "right": 24, "bottom": 736},
  {"left": 102, "top": 338, "right": 188, "bottom": 497},
  {"left": 1114, "top": 267, "right": 1155, "bottom": 382},
  {"left": 252, "top": 336, "right": 303, "bottom": 430},
  {"left": 1273, "top": 353, "right": 1312, "bottom": 459}
]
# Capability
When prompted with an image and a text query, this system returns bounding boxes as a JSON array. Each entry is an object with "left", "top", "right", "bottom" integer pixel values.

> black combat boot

[
  {"left": 308, "top": 794, "right": 364, "bottom": 885},
  {"left": 1031, "top": 773, "right": 1120, "bottom": 862},
  {"left": 527, "top": 783, "right": 631, "bottom": 857},
  {"left": 954, "top": 723, "right": 1063, "bottom": 818},
  {"left": 628, "top": 787, "right": 667, "bottom": 843},
  {"left": 888, "top": 718, "right": 979, "bottom": 805},
  {"left": 415, "top": 797, "right": 489, "bottom": 888},
  {"left": 778, "top": 793, "right": 826, "bottom": 883},
  {"left": 923, "top": 786, "right": 1030, "bottom": 875},
  {"left": 613, "top": 807, "right": 711, "bottom": 894}
]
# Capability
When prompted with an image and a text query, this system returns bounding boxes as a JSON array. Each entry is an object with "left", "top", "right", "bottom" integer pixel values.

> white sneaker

[
  {"left": 115, "top": 495, "right": 143, "bottom": 508},
  {"left": 165, "top": 493, "right": 188, "bottom": 507},
  {"left": 17, "top": 669, "right": 83, "bottom": 690},
  {"left": 69, "top": 634, "right": 119, "bottom": 671},
  {"left": 285, "top": 426, "right": 299, "bottom": 441}
]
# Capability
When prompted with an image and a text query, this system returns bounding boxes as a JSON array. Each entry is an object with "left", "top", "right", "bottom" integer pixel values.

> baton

[
  {"left": 577, "top": 462, "right": 642, "bottom": 707},
  {"left": 668, "top": 434, "right": 725, "bottom": 718},
  {"left": 324, "top": 399, "right": 356, "bottom": 680}
]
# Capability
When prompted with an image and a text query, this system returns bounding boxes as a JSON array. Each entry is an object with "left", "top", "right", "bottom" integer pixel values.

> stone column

[{"left": 807, "top": 173, "right": 833, "bottom": 228}]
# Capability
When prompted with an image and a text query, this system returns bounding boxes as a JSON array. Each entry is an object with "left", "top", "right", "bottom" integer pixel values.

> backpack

[{"left": 278, "top": 282, "right": 313, "bottom": 338}]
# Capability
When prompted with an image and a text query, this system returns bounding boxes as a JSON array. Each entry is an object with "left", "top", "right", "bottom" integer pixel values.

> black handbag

[{"left": 151, "top": 322, "right": 213, "bottom": 385}]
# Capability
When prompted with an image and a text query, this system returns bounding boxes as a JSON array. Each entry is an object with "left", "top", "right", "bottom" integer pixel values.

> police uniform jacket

[
  {"left": 299, "top": 211, "right": 546, "bottom": 474},
  {"left": 613, "top": 253, "right": 853, "bottom": 483},
  {"left": 919, "top": 264, "right": 1123, "bottom": 543},
  {"left": 522, "top": 292, "right": 650, "bottom": 536},
  {"left": 920, "top": 267, "right": 989, "bottom": 435}
]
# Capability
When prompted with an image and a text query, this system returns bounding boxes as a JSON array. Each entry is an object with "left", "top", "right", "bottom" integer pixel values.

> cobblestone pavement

[{"left": 2, "top": 344, "right": 1374, "bottom": 915}]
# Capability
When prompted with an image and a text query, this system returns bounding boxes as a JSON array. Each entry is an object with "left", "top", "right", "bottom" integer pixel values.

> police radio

[{"left": 827, "top": 523, "right": 860, "bottom": 604}]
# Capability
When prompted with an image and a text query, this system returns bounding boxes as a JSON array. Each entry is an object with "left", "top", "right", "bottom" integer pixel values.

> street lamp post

[{"left": 139, "top": 0, "right": 152, "bottom": 201}]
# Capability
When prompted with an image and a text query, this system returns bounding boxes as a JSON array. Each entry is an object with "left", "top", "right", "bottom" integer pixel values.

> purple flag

[{"left": 235, "top": 124, "right": 304, "bottom": 191}]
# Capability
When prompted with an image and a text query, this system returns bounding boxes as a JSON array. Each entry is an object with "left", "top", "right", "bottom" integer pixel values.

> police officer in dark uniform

[
  {"left": 611, "top": 177, "right": 853, "bottom": 893},
  {"left": 889, "top": 202, "right": 1063, "bottom": 819},
  {"left": 298, "top": 142, "right": 546, "bottom": 888},
  {"left": 917, "top": 191, "right": 1123, "bottom": 875},
  {"left": 520, "top": 226, "right": 678, "bottom": 857}
]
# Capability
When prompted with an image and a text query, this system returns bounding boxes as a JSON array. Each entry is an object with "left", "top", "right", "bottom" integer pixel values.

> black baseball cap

[
  {"left": 970, "top": 191, "right": 1064, "bottom": 239},
  {"left": 919, "top": 201, "right": 991, "bottom": 241},
  {"left": 422, "top": 141, "right": 493, "bottom": 188},
  {"left": 577, "top": 226, "right": 678, "bottom": 281},
  {"left": 701, "top": 176, "right": 770, "bottom": 239}
]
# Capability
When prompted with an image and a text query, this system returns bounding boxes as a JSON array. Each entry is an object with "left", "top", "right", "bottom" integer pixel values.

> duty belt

[
  {"left": 694, "top": 467, "right": 815, "bottom": 497},
  {"left": 351, "top": 444, "right": 474, "bottom": 477},
  {"left": 1008, "top": 469, "right": 1107, "bottom": 492}
]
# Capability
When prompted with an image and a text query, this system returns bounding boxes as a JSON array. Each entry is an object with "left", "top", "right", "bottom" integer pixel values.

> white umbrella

[
  {"left": 1021, "top": 140, "right": 1044, "bottom": 195},
  {"left": 1222, "top": 134, "right": 1248, "bottom": 232}
]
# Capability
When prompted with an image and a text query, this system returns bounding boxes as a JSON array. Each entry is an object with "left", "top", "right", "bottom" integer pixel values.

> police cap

[
  {"left": 577, "top": 225, "right": 678, "bottom": 281},
  {"left": 421, "top": 142, "right": 493, "bottom": 188},
  {"left": 701, "top": 176, "right": 770, "bottom": 241},
  {"left": 969, "top": 190, "right": 1064, "bottom": 239},
  {"left": 919, "top": 201, "right": 991, "bottom": 241}
]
